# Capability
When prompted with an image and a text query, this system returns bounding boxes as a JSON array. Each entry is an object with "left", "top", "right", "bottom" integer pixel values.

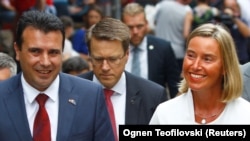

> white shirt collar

[
  {"left": 129, "top": 36, "right": 147, "bottom": 52},
  {"left": 21, "top": 73, "right": 60, "bottom": 104},
  {"left": 93, "top": 72, "right": 126, "bottom": 96}
]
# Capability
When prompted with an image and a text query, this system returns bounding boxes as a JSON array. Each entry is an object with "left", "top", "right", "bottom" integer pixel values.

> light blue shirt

[{"left": 125, "top": 36, "right": 148, "bottom": 79}]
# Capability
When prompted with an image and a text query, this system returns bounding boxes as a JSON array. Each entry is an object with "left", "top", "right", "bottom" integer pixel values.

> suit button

[{"left": 131, "top": 99, "right": 135, "bottom": 104}]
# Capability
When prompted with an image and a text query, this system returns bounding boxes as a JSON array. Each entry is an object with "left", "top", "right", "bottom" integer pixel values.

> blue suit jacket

[
  {"left": 0, "top": 73, "right": 115, "bottom": 141},
  {"left": 146, "top": 35, "right": 181, "bottom": 98},
  {"left": 78, "top": 71, "right": 168, "bottom": 124}
]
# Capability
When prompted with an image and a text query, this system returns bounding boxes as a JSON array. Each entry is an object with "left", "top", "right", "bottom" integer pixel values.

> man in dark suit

[
  {"left": 78, "top": 17, "right": 168, "bottom": 140},
  {"left": 122, "top": 2, "right": 181, "bottom": 98},
  {"left": 0, "top": 10, "right": 114, "bottom": 141}
]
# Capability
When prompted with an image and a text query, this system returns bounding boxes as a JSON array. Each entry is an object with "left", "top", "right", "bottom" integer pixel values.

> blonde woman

[{"left": 150, "top": 23, "right": 250, "bottom": 125}]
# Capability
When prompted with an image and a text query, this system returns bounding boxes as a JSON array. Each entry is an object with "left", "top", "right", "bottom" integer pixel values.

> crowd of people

[{"left": 1, "top": 0, "right": 250, "bottom": 140}]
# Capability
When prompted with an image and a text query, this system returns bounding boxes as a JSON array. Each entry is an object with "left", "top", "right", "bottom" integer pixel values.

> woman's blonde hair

[{"left": 178, "top": 23, "right": 242, "bottom": 102}]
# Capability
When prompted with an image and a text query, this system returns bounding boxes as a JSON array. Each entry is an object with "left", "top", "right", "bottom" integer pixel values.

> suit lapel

[
  {"left": 125, "top": 72, "right": 142, "bottom": 124},
  {"left": 147, "top": 36, "right": 155, "bottom": 80},
  {"left": 56, "top": 74, "right": 78, "bottom": 141},
  {"left": 5, "top": 74, "right": 33, "bottom": 141}
]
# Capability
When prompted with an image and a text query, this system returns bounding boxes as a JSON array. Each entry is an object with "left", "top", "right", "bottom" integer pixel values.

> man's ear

[{"left": 13, "top": 42, "right": 20, "bottom": 61}]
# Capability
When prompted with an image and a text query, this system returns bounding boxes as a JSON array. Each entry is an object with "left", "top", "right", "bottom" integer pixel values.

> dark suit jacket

[
  {"left": 146, "top": 35, "right": 181, "bottom": 98},
  {"left": 78, "top": 71, "right": 168, "bottom": 124},
  {"left": 0, "top": 73, "right": 115, "bottom": 141}
]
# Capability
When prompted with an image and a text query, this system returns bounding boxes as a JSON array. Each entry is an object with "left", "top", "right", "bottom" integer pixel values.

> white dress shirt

[
  {"left": 150, "top": 88, "right": 250, "bottom": 124},
  {"left": 22, "top": 73, "right": 59, "bottom": 141},
  {"left": 93, "top": 72, "right": 126, "bottom": 136}
]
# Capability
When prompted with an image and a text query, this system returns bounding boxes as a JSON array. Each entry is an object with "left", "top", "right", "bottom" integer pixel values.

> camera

[{"left": 214, "top": 13, "right": 234, "bottom": 28}]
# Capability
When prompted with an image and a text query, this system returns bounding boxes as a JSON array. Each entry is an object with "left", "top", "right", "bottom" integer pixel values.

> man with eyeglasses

[{"left": 78, "top": 17, "right": 168, "bottom": 140}]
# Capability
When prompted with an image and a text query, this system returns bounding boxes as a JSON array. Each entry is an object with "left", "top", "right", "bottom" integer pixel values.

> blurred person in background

[
  {"left": 0, "top": 0, "right": 16, "bottom": 27},
  {"left": 62, "top": 56, "right": 90, "bottom": 75},
  {"left": 237, "top": 0, "right": 250, "bottom": 60},
  {"left": 0, "top": 52, "right": 17, "bottom": 81},
  {"left": 154, "top": 0, "right": 193, "bottom": 72},
  {"left": 122, "top": 2, "right": 181, "bottom": 98},
  {"left": 216, "top": 0, "right": 250, "bottom": 64},
  {"left": 191, "top": 0, "right": 219, "bottom": 30},
  {"left": 59, "top": 15, "right": 79, "bottom": 61},
  {"left": 12, "top": 0, "right": 56, "bottom": 19},
  {"left": 53, "top": 0, "right": 69, "bottom": 17},
  {"left": 0, "top": 0, "right": 16, "bottom": 59},
  {"left": 237, "top": 0, "right": 250, "bottom": 27},
  {"left": 68, "top": 0, "right": 96, "bottom": 22},
  {"left": 72, "top": 4, "right": 104, "bottom": 70},
  {"left": 30, "top": 0, "right": 57, "bottom": 15}
]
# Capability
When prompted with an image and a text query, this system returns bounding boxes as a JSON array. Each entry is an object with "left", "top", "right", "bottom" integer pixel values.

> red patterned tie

[
  {"left": 33, "top": 94, "right": 51, "bottom": 141},
  {"left": 104, "top": 89, "right": 118, "bottom": 141}
]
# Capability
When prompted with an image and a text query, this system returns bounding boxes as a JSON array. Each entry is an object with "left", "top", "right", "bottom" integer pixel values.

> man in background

[
  {"left": 0, "top": 52, "right": 17, "bottom": 81},
  {"left": 122, "top": 2, "right": 181, "bottom": 98},
  {"left": 78, "top": 17, "right": 168, "bottom": 140}
]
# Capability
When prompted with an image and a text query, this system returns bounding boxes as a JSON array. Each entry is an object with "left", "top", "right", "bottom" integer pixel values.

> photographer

[{"left": 216, "top": 0, "right": 250, "bottom": 64}]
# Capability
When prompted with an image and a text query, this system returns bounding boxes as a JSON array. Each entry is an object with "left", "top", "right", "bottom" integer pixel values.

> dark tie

[
  {"left": 33, "top": 94, "right": 51, "bottom": 141},
  {"left": 131, "top": 47, "right": 141, "bottom": 76},
  {"left": 104, "top": 89, "right": 118, "bottom": 141}
]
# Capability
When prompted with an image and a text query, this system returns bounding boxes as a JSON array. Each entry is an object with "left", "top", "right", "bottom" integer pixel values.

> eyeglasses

[{"left": 90, "top": 54, "right": 125, "bottom": 67}]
